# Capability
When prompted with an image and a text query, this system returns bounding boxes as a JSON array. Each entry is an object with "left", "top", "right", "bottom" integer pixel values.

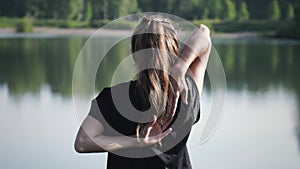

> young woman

[{"left": 74, "top": 15, "right": 211, "bottom": 169}]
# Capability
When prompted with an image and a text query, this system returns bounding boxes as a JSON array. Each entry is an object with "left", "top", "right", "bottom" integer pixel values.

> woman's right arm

[
  {"left": 74, "top": 115, "right": 171, "bottom": 153},
  {"left": 171, "top": 24, "right": 211, "bottom": 102}
]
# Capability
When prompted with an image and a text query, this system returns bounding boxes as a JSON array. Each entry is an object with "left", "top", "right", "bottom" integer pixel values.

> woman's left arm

[{"left": 74, "top": 115, "right": 172, "bottom": 153}]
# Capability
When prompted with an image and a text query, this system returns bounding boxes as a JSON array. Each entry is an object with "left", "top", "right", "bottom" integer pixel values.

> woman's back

[{"left": 88, "top": 76, "right": 200, "bottom": 169}]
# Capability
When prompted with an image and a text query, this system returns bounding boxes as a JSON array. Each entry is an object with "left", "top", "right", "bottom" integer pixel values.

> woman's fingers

[
  {"left": 167, "top": 83, "right": 179, "bottom": 117},
  {"left": 181, "top": 81, "right": 188, "bottom": 104},
  {"left": 142, "top": 126, "right": 172, "bottom": 145},
  {"left": 144, "top": 126, "right": 152, "bottom": 139},
  {"left": 161, "top": 116, "right": 174, "bottom": 131},
  {"left": 169, "top": 72, "right": 188, "bottom": 105},
  {"left": 171, "top": 91, "right": 180, "bottom": 116},
  {"left": 177, "top": 75, "right": 188, "bottom": 105},
  {"left": 151, "top": 115, "right": 157, "bottom": 125},
  {"left": 142, "top": 115, "right": 158, "bottom": 137},
  {"left": 149, "top": 128, "right": 172, "bottom": 143}
]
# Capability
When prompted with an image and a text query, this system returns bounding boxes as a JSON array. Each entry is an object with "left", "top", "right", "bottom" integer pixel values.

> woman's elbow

[
  {"left": 74, "top": 135, "right": 106, "bottom": 153},
  {"left": 74, "top": 136, "right": 87, "bottom": 153}
]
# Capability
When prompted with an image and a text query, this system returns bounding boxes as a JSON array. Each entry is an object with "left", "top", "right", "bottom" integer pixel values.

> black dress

[{"left": 88, "top": 76, "right": 200, "bottom": 169}]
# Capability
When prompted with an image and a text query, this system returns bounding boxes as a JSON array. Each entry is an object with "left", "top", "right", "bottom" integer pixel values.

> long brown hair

[{"left": 131, "top": 16, "right": 179, "bottom": 128}]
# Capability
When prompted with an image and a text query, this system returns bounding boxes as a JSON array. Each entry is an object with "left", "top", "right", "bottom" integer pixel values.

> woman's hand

[
  {"left": 138, "top": 116, "right": 172, "bottom": 147},
  {"left": 170, "top": 64, "right": 189, "bottom": 104},
  {"left": 137, "top": 115, "right": 173, "bottom": 146}
]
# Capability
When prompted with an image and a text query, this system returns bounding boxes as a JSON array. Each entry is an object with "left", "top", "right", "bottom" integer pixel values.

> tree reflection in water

[{"left": 0, "top": 37, "right": 299, "bottom": 151}]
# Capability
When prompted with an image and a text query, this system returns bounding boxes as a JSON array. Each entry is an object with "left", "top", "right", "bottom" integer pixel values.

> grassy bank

[
  {"left": 192, "top": 20, "right": 294, "bottom": 35},
  {"left": 192, "top": 19, "right": 299, "bottom": 39},
  {"left": 275, "top": 22, "right": 300, "bottom": 39},
  {"left": 0, "top": 17, "right": 24, "bottom": 28}
]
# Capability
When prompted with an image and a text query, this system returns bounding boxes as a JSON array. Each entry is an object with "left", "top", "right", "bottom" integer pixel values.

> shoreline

[{"left": 0, "top": 27, "right": 260, "bottom": 38}]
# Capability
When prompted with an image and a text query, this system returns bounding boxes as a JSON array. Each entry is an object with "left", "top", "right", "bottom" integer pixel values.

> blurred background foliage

[
  {"left": 0, "top": 0, "right": 298, "bottom": 21},
  {"left": 0, "top": 0, "right": 299, "bottom": 37}
]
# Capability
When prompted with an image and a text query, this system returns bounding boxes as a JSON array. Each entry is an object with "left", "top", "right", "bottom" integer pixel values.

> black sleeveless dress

[{"left": 88, "top": 76, "right": 200, "bottom": 169}]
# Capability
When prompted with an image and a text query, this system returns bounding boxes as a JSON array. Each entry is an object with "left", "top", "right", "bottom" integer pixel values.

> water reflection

[
  {"left": 0, "top": 37, "right": 85, "bottom": 96},
  {"left": 0, "top": 37, "right": 300, "bottom": 152},
  {"left": 214, "top": 39, "right": 300, "bottom": 152},
  {"left": 1, "top": 38, "right": 299, "bottom": 95},
  {"left": 214, "top": 39, "right": 300, "bottom": 92},
  {"left": 296, "top": 90, "right": 300, "bottom": 153}
]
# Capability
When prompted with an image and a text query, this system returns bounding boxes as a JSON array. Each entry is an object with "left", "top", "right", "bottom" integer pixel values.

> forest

[
  {"left": 0, "top": 0, "right": 299, "bottom": 38},
  {"left": 0, "top": 0, "right": 298, "bottom": 20}
]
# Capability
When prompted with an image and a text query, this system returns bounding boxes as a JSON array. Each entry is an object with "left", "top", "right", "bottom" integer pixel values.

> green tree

[
  {"left": 90, "top": 0, "right": 107, "bottom": 19},
  {"left": 44, "top": 0, "right": 84, "bottom": 20},
  {"left": 105, "top": 0, "right": 140, "bottom": 19},
  {"left": 266, "top": 0, "right": 281, "bottom": 20},
  {"left": 27, "top": 0, "right": 41, "bottom": 17},
  {"left": 208, "top": 0, "right": 223, "bottom": 19},
  {"left": 128, "top": 0, "right": 140, "bottom": 13},
  {"left": 237, "top": 1, "right": 250, "bottom": 21},
  {"left": 285, "top": 3, "right": 295, "bottom": 20},
  {"left": 189, "top": 0, "right": 205, "bottom": 19},
  {"left": 138, "top": 0, "right": 169, "bottom": 13},
  {"left": 84, "top": 0, "right": 93, "bottom": 21},
  {"left": 222, "top": 0, "right": 236, "bottom": 20},
  {"left": 69, "top": 0, "right": 84, "bottom": 20},
  {"left": 174, "top": 0, "right": 197, "bottom": 19},
  {"left": 107, "top": 0, "right": 125, "bottom": 19},
  {"left": 296, "top": 0, "right": 300, "bottom": 22},
  {"left": 0, "top": 0, "right": 28, "bottom": 17}
]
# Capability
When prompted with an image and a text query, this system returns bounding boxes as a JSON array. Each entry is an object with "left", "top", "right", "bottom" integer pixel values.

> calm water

[{"left": 0, "top": 35, "right": 300, "bottom": 169}]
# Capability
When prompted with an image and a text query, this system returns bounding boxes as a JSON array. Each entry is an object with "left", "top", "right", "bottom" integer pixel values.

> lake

[{"left": 0, "top": 34, "right": 300, "bottom": 169}]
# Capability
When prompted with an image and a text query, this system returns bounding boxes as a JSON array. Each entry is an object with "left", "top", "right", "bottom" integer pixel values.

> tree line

[{"left": 0, "top": 0, "right": 298, "bottom": 21}]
